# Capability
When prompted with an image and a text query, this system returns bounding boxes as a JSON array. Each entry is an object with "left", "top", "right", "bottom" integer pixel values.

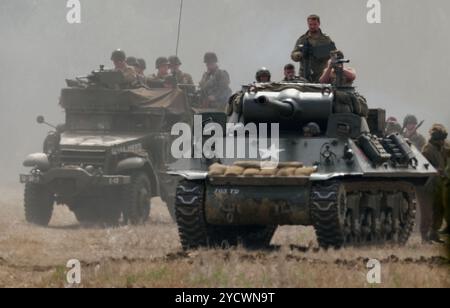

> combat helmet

[
  {"left": 168, "top": 55, "right": 182, "bottom": 66},
  {"left": 126, "top": 56, "right": 139, "bottom": 68},
  {"left": 255, "top": 67, "right": 271, "bottom": 82},
  {"left": 111, "top": 49, "right": 126, "bottom": 62},
  {"left": 403, "top": 115, "right": 418, "bottom": 127},
  {"left": 155, "top": 57, "right": 169, "bottom": 69},
  {"left": 204, "top": 52, "right": 218, "bottom": 64},
  {"left": 137, "top": 58, "right": 147, "bottom": 70}
]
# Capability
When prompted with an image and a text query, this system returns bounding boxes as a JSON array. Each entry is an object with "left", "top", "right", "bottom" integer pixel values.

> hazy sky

[{"left": 1, "top": 0, "right": 449, "bottom": 182}]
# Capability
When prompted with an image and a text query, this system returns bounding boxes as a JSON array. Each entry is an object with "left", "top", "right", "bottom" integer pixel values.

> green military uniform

[
  {"left": 110, "top": 50, "right": 137, "bottom": 86},
  {"left": 291, "top": 30, "right": 336, "bottom": 83},
  {"left": 443, "top": 142, "right": 450, "bottom": 234},
  {"left": 115, "top": 66, "right": 137, "bottom": 85},
  {"left": 199, "top": 69, "right": 232, "bottom": 110},
  {"left": 146, "top": 57, "right": 170, "bottom": 88},
  {"left": 404, "top": 131, "right": 426, "bottom": 151},
  {"left": 402, "top": 115, "right": 426, "bottom": 151},
  {"left": 419, "top": 125, "right": 448, "bottom": 242},
  {"left": 173, "top": 70, "right": 194, "bottom": 85}
]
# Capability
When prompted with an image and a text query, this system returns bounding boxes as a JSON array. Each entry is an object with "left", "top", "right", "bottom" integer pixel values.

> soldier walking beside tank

[
  {"left": 403, "top": 115, "right": 426, "bottom": 151},
  {"left": 442, "top": 141, "right": 450, "bottom": 236},
  {"left": 418, "top": 124, "right": 448, "bottom": 244},
  {"left": 111, "top": 49, "right": 137, "bottom": 85},
  {"left": 199, "top": 52, "right": 232, "bottom": 110},
  {"left": 319, "top": 50, "right": 356, "bottom": 86},
  {"left": 291, "top": 15, "right": 336, "bottom": 83}
]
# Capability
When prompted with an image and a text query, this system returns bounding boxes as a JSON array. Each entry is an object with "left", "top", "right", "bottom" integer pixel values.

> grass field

[{"left": 0, "top": 184, "right": 448, "bottom": 288}]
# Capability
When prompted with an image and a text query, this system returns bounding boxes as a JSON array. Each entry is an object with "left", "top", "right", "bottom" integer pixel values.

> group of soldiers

[
  {"left": 110, "top": 14, "right": 357, "bottom": 111},
  {"left": 386, "top": 115, "right": 450, "bottom": 243},
  {"left": 255, "top": 15, "right": 355, "bottom": 87},
  {"left": 110, "top": 49, "right": 232, "bottom": 109}
]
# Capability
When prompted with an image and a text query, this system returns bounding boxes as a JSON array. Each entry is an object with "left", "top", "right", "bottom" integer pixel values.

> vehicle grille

[{"left": 59, "top": 149, "right": 107, "bottom": 167}]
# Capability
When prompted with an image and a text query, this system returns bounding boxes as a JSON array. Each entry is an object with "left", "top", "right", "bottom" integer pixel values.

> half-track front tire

[
  {"left": 122, "top": 172, "right": 151, "bottom": 225},
  {"left": 24, "top": 183, "right": 54, "bottom": 226}
]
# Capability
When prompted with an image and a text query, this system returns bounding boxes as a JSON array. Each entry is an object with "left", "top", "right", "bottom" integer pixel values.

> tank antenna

[{"left": 175, "top": 0, "right": 184, "bottom": 56}]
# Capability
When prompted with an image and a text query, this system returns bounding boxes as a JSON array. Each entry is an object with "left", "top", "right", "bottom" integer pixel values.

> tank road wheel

[
  {"left": 175, "top": 180, "right": 209, "bottom": 250},
  {"left": 311, "top": 182, "right": 347, "bottom": 249},
  {"left": 122, "top": 172, "right": 151, "bottom": 225},
  {"left": 389, "top": 191, "right": 416, "bottom": 245},
  {"left": 24, "top": 183, "right": 54, "bottom": 226},
  {"left": 339, "top": 183, "right": 417, "bottom": 247}
]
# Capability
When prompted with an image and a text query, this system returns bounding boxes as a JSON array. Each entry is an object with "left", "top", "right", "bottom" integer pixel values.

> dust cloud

[{"left": 1, "top": 0, "right": 449, "bottom": 184}]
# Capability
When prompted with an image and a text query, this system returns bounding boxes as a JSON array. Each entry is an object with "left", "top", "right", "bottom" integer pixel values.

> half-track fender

[{"left": 117, "top": 156, "right": 160, "bottom": 197}]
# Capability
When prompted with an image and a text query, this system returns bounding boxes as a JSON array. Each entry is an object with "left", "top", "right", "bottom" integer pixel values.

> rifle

[
  {"left": 332, "top": 57, "right": 351, "bottom": 87},
  {"left": 298, "top": 39, "right": 313, "bottom": 81},
  {"left": 402, "top": 120, "right": 425, "bottom": 136}
]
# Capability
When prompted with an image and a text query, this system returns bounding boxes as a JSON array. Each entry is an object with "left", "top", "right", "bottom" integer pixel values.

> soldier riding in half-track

[
  {"left": 169, "top": 60, "right": 437, "bottom": 250},
  {"left": 20, "top": 66, "right": 191, "bottom": 226}
]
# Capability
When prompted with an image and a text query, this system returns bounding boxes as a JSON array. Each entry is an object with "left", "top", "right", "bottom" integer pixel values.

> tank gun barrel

[{"left": 256, "top": 96, "right": 295, "bottom": 118}]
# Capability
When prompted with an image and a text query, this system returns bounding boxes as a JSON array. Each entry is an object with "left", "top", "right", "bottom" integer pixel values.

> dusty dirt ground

[{"left": 0, "top": 183, "right": 448, "bottom": 288}]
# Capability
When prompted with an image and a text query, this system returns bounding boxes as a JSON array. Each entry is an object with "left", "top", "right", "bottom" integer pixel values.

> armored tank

[
  {"left": 169, "top": 80, "right": 437, "bottom": 250},
  {"left": 20, "top": 67, "right": 191, "bottom": 226}
]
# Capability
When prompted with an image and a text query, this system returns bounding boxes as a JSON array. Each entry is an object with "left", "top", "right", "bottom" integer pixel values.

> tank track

[
  {"left": 175, "top": 180, "right": 209, "bottom": 250},
  {"left": 310, "top": 182, "right": 346, "bottom": 249},
  {"left": 175, "top": 180, "right": 277, "bottom": 250},
  {"left": 311, "top": 181, "right": 417, "bottom": 249}
]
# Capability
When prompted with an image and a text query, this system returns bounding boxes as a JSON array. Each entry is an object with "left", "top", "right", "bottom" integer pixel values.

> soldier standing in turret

[
  {"left": 199, "top": 52, "right": 232, "bottom": 110},
  {"left": 319, "top": 50, "right": 356, "bottom": 86},
  {"left": 291, "top": 15, "right": 336, "bottom": 83}
]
